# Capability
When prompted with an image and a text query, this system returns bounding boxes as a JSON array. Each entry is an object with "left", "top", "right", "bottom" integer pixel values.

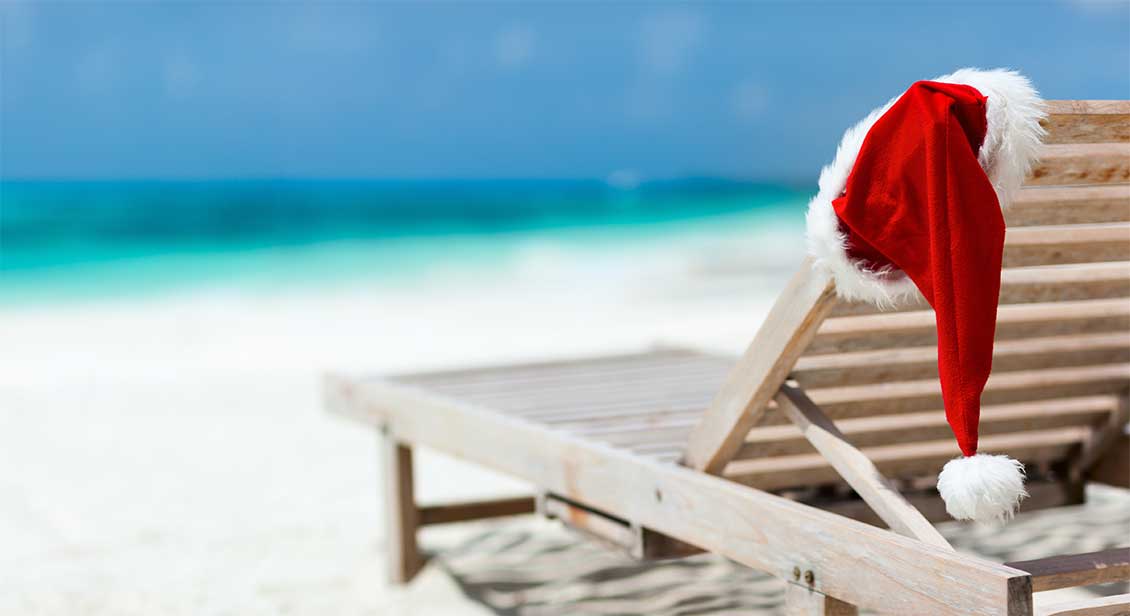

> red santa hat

[{"left": 805, "top": 68, "right": 1046, "bottom": 524}]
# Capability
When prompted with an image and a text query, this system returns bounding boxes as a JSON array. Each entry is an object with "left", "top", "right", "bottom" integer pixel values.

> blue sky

[{"left": 2, "top": 1, "right": 1127, "bottom": 181}]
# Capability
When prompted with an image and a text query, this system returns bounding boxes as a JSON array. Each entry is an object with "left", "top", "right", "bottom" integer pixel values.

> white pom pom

[{"left": 937, "top": 454, "right": 1027, "bottom": 524}]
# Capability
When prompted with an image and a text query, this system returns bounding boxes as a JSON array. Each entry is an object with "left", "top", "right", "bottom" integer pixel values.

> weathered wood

[
  {"left": 724, "top": 427, "right": 1089, "bottom": 490},
  {"left": 1007, "top": 547, "right": 1130, "bottom": 592},
  {"left": 1087, "top": 432, "right": 1130, "bottom": 488},
  {"left": 1004, "top": 223, "right": 1130, "bottom": 268},
  {"left": 831, "top": 261, "right": 1130, "bottom": 317},
  {"left": 380, "top": 432, "right": 422, "bottom": 585},
  {"left": 1026, "top": 144, "right": 1130, "bottom": 186},
  {"left": 540, "top": 493, "right": 642, "bottom": 555},
  {"left": 823, "top": 479, "right": 1084, "bottom": 528},
  {"left": 737, "top": 396, "right": 1117, "bottom": 460},
  {"left": 326, "top": 377, "right": 1033, "bottom": 616},
  {"left": 417, "top": 496, "right": 535, "bottom": 526},
  {"left": 792, "top": 332, "right": 1130, "bottom": 388},
  {"left": 1076, "top": 395, "right": 1130, "bottom": 473},
  {"left": 684, "top": 259, "right": 839, "bottom": 473},
  {"left": 775, "top": 384, "right": 952, "bottom": 549},
  {"left": 1007, "top": 185, "right": 1130, "bottom": 227},
  {"left": 785, "top": 364, "right": 1130, "bottom": 423},
  {"left": 1035, "top": 594, "right": 1130, "bottom": 616},
  {"left": 1043, "top": 100, "right": 1130, "bottom": 144},
  {"left": 809, "top": 298, "right": 1130, "bottom": 354},
  {"left": 1046, "top": 100, "right": 1130, "bottom": 115},
  {"left": 784, "top": 583, "right": 859, "bottom": 616}
]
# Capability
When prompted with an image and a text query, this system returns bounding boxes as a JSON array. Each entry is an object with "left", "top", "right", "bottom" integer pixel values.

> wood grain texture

[
  {"left": 775, "top": 384, "right": 952, "bottom": 549},
  {"left": 1026, "top": 144, "right": 1130, "bottom": 186},
  {"left": 1087, "top": 433, "right": 1130, "bottom": 488},
  {"left": 831, "top": 261, "right": 1130, "bottom": 317},
  {"left": 1007, "top": 185, "right": 1130, "bottom": 227},
  {"left": 724, "top": 427, "right": 1089, "bottom": 490},
  {"left": 809, "top": 298, "right": 1130, "bottom": 354},
  {"left": 792, "top": 332, "right": 1130, "bottom": 388},
  {"left": 1035, "top": 594, "right": 1130, "bottom": 616},
  {"left": 1042, "top": 100, "right": 1130, "bottom": 144},
  {"left": 736, "top": 396, "right": 1118, "bottom": 460},
  {"left": 1007, "top": 547, "right": 1130, "bottom": 592},
  {"left": 417, "top": 496, "right": 535, "bottom": 526},
  {"left": 326, "top": 376, "right": 1033, "bottom": 615},
  {"left": 380, "top": 433, "right": 423, "bottom": 585},
  {"left": 683, "top": 259, "right": 839, "bottom": 473},
  {"left": 1003, "top": 223, "right": 1130, "bottom": 268}
]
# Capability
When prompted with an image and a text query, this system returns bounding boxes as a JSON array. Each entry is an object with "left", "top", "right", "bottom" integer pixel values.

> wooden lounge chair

[{"left": 324, "top": 100, "right": 1130, "bottom": 615}]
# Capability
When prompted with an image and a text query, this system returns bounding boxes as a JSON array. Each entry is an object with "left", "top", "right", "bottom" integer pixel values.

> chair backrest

[{"left": 686, "top": 101, "right": 1130, "bottom": 492}]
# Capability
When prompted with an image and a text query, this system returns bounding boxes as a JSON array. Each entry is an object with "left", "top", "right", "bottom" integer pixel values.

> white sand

[{"left": 0, "top": 225, "right": 797, "bottom": 614}]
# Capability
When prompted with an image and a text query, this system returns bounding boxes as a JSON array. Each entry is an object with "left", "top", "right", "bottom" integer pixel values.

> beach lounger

[{"left": 324, "top": 100, "right": 1130, "bottom": 615}]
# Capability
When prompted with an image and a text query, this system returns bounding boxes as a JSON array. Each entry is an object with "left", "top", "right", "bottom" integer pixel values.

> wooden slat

[
  {"left": 392, "top": 349, "right": 713, "bottom": 390},
  {"left": 792, "top": 332, "right": 1130, "bottom": 388},
  {"left": 1007, "top": 547, "right": 1130, "bottom": 592},
  {"left": 724, "top": 427, "right": 1088, "bottom": 490},
  {"left": 1036, "top": 594, "right": 1130, "bottom": 616},
  {"left": 1007, "top": 185, "right": 1130, "bottom": 227},
  {"left": 811, "top": 298, "right": 1130, "bottom": 354},
  {"left": 787, "top": 364, "right": 1130, "bottom": 423},
  {"left": 1026, "top": 144, "right": 1130, "bottom": 186},
  {"left": 684, "top": 259, "right": 839, "bottom": 473},
  {"left": 417, "top": 496, "right": 535, "bottom": 526},
  {"left": 831, "top": 261, "right": 1130, "bottom": 317},
  {"left": 775, "top": 384, "right": 952, "bottom": 549},
  {"left": 327, "top": 377, "right": 1034, "bottom": 616},
  {"left": 1042, "top": 100, "right": 1130, "bottom": 145},
  {"left": 736, "top": 396, "right": 1118, "bottom": 460},
  {"left": 1004, "top": 223, "right": 1130, "bottom": 267},
  {"left": 824, "top": 479, "right": 1085, "bottom": 528},
  {"left": 540, "top": 493, "right": 642, "bottom": 555}
]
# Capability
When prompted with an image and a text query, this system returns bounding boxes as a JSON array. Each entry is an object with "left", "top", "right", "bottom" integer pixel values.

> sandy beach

[
  {"left": 0, "top": 227, "right": 796, "bottom": 614},
  {"left": 3, "top": 228, "right": 1127, "bottom": 614}
]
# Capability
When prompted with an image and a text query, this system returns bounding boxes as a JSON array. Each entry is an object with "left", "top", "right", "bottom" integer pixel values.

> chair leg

[
  {"left": 380, "top": 428, "right": 423, "bottom": 585},
  {"left": 784, "top": 583, "right": 859, "bottom": 616}
]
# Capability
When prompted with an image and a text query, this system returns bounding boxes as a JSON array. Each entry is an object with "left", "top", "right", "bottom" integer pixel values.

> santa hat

[{"left": 805, "top": 69, "right": 1046, "bottom": 524}]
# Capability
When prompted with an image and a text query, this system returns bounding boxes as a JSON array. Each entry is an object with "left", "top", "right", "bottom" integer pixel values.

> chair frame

[{"left": 324, "top": 101, "right": 1130, "bottom": 615}]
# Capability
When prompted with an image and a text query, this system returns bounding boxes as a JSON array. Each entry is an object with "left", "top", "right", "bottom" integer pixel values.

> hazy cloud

[
  {"left": 636, "top": 8, "right": 706, "bottom": 76},
  {"left": 493, "top": 24, "right": 536, "bottom": 70}
]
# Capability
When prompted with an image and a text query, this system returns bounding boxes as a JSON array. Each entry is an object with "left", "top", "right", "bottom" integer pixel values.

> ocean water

[{"left": 0, "top": 179, "right": 809, "bottom": 303}]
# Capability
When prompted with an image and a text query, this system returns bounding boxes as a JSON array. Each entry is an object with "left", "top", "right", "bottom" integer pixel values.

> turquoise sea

[{"left": 0, "top": 180, "right": 809, "bottom": 303}]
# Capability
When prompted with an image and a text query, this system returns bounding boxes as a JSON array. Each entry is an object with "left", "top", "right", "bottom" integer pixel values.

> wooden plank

[
  {"left": 724, "top": 427, "right": 1089, "bottom": 490},
  {"left": 788, "top": 364, "right": 1130, "bottom": 422},
  {"left": 1042, "top": 100, "right": 1130, "bottom": 144},
  {"left": 792, "top": 332, "right": 1130, "bottom": 388},
  {"left": 775, "top": 384, "right": 952, "bottom": 549},
  {"left": 823, "top": 479, "right": 1084, "bottom": 528},
  {"left": 1007, "top": 186, "right": 1130, "bottom": 227},
  {"left": 736, "top": 396, "right": 1117, "bottom": 460},
  {"left": 326, "top": 376, "right": 1034, "bottom": 616},
  {"left": 1026, "top": 143, "right": 1130, "bottom": 186},
  {"left": 809, "top": 298, "right": 1130, "bottom": 354},
  {"left": 1036, "top": 594, "right": 1130, "bottom": 616},
  {"left": 833, "top": 261, "right": 1130, "bottom": 317},
  {"left": 380, "top": 432, "right": 422, "bottom": 585},
  {"left": 1077, "top": 395, "right": 1130, "bottom": 473},
  {"left": 1046, "top": 101, "right": 1130, "bottom": 115},
  {"left": 1004, "top": 223, "right": 1130, "bottom": 268},
  {"left": 1007, "top": 548, "right": 1130, "bottom": 592},
  {"left": 417, "top": 496, "right": 535, "bottom": 526},
  {"left": 684, "top": 259, "right": 839, "bottom": 473},
  {"left": 784, "top": 583, "right": 859, "bottom": 616}
]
